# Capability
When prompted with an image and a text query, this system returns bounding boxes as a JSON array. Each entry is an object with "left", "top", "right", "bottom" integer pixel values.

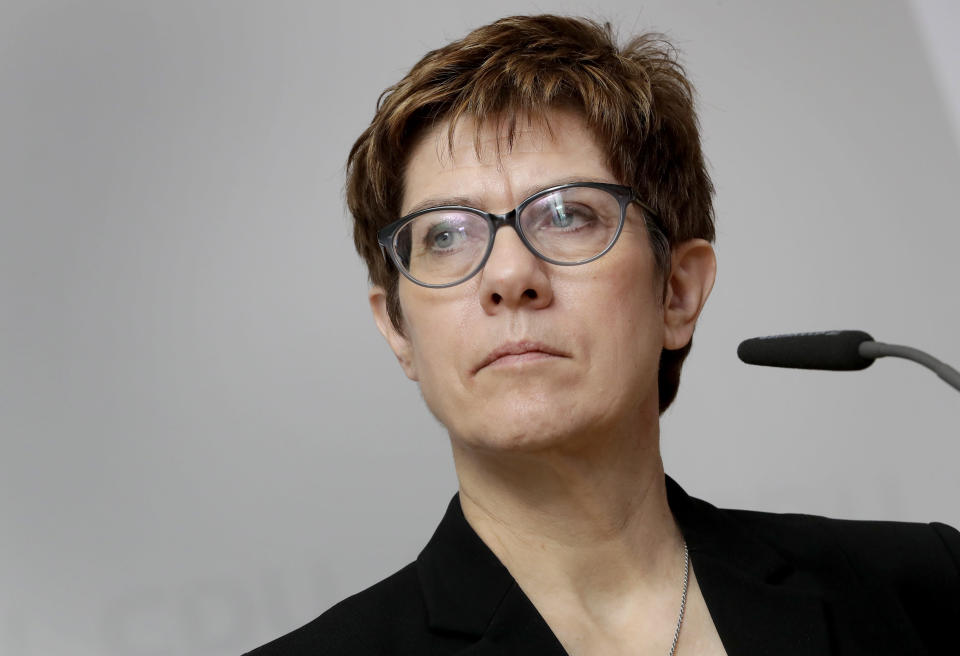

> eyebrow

[{"left": 402, "top": 176, "right": 617, "bottom": 216}]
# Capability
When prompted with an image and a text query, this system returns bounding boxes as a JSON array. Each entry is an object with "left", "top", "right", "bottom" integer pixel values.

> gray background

[{"left": 2, "top": 1, "right": 958, "bottom": 654}]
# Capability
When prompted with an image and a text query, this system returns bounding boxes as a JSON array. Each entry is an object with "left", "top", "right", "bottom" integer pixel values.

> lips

[{"left": 474, "top": 340, "right": 568, "bottom": 373}]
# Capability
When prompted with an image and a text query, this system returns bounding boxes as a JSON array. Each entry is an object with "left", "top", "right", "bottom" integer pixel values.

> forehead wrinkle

[
  {"left": 404, "top": 109, "right": 609, "bottom": 215},
  {"left": 440, "top": 112, "right": 555, "bottom": 169},
  {"left": 402, "top": 174, "right": 614, "bottom": 216},
  {"left": 412, "top": 121, "right": 530, "bottom": 212}
]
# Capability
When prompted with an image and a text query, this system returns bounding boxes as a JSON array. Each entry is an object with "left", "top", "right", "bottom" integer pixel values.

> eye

[
  {"left": 423, "top": 223, "right": 465, "bottom": 252},
  {"left": 528, "top": 195, "right": 598, "bottom": 231},
  {"left": 412, "top": 212, "right": 485, "bottom": 256},
  {"left": 429, "top": 225, "right": 459, "bottom": 249},
  {"left": 550, "top": 205, "right": 587, "bottom": 228}
]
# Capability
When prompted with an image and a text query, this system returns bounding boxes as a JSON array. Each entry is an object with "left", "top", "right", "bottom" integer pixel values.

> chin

[
  {"left": 456, "top": 388, "right": 660, "bottom": 457},
  {"left": 449, "top": 404, "right": 606, "bottom": 455},
  {"left": 456, "top": 427, "right": 565, "bottom": 454}
]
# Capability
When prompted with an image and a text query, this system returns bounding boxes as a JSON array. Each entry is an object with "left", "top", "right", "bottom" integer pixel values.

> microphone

[
  {"left": 737, "top": 330, "right": 874, "bottom": 371},
  {"left": 737, "top": 330, "right": 960, "bottom": 393}
]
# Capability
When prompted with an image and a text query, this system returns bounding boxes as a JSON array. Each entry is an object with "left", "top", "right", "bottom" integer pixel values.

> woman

[{"left": 247, "top": 15, "right": 959, "bottom": 655}]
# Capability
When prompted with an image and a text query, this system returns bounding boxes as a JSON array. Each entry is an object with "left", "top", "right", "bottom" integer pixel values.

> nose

[{"left": 477, "top": 226, "right": 554, "bottom": 314}]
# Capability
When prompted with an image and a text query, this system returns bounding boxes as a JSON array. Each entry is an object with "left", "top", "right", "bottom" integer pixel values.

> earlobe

[
  {"left": 368, "top": 286, "right": 419, "bottom": 381},
  {"left": 662, "top": 239, "right": 717, "bottom": 350}
]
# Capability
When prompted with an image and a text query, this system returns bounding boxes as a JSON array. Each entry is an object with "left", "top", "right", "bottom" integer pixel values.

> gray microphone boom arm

[{"left": 859, "top": 341, "right": 960, "bottom": 394}]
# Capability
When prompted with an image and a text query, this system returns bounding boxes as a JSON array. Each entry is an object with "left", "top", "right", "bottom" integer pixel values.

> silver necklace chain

[{"left": 667, "top": 540, "right": 690, "bottom": 656}]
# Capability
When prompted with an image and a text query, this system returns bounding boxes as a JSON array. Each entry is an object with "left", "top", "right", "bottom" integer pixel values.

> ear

[
  {"left": 369, "top": 285, "right": 419, "bottom": 381},
  {"left": 662, "top": 239, "right": 717, "bottom": 350}
]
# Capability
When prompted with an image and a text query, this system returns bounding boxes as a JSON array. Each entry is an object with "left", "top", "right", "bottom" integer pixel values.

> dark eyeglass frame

[{"left": 377, "top": 181, "right": 660, "bottom": 289}]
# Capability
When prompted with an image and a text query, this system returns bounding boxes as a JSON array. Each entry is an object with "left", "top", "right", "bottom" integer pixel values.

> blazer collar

[
  {"left": 414, "top": 476, "right": 919, "bottom": 655},
  {"left": 414, "top": 491, "right": 569, "bottom": 653},
  {"left": 415, "top": 491, "right": 516, "bottom": 637},
  {"left": 664, "top": 477, "right": 832, "bottom": 655}
]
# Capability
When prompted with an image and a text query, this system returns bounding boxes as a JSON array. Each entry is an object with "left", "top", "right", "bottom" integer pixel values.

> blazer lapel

[
  {"left": 666, "top": 477, "right": 927, "bottom": 656},
  {"left": 416, "top": 493, "right": 567, "bottom": 654},
  {"left": 666, "top": 477, "right": 832, "bottom": 655},
  {"left": 455, "top": 584, "right": 568, "bottom": 655},
  {"left": 687, "top": 550, "right": 830, "bottom": 655}
]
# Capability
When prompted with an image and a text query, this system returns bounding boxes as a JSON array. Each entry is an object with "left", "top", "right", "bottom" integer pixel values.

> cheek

[
  {"left": 399, "top": 286, "right": 477, "bottom": 407},
  {"left": 575, "top": 249, "right": 664, "bottom": 362}
]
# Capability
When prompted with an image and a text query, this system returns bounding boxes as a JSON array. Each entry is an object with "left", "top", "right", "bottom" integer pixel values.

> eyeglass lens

[{"left": 392, "top": 186, "right": 623, "bottom": 286}]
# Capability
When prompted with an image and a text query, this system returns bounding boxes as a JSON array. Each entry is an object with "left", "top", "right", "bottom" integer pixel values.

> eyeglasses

[{"left": 377, "top": 182, "right": 658, "bottom": 288}]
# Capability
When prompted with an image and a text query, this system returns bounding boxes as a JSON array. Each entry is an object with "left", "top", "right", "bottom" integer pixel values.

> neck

[{"left": 450, "top": 415, "right": 683, "bottom": 625}]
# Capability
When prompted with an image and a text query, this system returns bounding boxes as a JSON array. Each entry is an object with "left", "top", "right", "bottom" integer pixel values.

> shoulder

[
  {"left": 243, "top": 561, "right": 427, "bottom": 656},
  {"left": 673, "top": 478, "right": 960, "bottom": 582},
  {"left": 721, "top": 505, "right": 960, "bottom": 617},
  {"left": 723, "top": 505, "right": 960, "bottom": 579}
]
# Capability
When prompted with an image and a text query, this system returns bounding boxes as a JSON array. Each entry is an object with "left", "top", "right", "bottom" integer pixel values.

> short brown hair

[{"left": 346, "top": 14, "right": 715, "bottom": 412}]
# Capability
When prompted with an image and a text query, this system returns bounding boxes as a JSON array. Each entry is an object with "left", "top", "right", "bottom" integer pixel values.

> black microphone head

[{"left": 738, "top": 330, "right": 875, "bottom": 371}]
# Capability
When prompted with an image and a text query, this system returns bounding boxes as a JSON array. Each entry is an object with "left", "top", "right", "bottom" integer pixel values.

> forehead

[{"left": 400, "top": 108, "right": 613, "bottom": 215}]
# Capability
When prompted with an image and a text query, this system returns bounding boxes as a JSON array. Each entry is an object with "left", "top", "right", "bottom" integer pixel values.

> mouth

[{"left": 474, "top": 341, "right": 568, "bottom": 374}]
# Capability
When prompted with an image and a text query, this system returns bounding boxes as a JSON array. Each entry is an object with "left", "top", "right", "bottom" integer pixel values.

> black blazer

[{"left": 246, "top": 477, "right": 960, "bottom": 654}]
